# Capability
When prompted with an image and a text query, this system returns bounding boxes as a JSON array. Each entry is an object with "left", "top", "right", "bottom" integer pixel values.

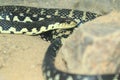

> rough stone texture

[{"left": 62, "top": 11, "right": 120, "bottom": 74}]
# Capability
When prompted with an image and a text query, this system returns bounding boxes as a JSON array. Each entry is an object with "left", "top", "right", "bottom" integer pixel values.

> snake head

[
  {"left": 43, "top": 16, "right": 77, "bottom": 31},
  {"left": 54, "top": 17, "right": 77, "bottom": 29}
]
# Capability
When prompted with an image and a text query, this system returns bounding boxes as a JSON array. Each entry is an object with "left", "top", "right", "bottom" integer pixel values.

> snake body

[
  {"left": 43, "top": 38, "right": 120, "bottom": 80},
  {"left": 0, "top": 5, "right": 119, "bottom": 80},
  {"left": 0, "top": 5, "right": 99, "bottom": 41}
]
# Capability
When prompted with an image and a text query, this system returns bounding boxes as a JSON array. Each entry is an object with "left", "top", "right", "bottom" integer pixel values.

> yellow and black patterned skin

[
  {"left": 0, "top": 5, "right": 99, "bottom": 41},
  {"left": 0, "top": 5, "right": 119, "bottom": 80}
]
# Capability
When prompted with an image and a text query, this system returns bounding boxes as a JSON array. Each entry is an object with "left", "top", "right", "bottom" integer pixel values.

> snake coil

[{"left": 0, "top": 5, "right": 119, "bottom": 80}]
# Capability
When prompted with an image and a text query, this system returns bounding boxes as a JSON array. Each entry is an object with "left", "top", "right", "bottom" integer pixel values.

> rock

[{"left": 61, "top": 11, "right": 120, "bottom": 74}]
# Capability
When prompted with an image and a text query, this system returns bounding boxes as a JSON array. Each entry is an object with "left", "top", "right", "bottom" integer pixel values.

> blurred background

[{"left": 0, "top": 0, "right": 120, "bottom": 14}]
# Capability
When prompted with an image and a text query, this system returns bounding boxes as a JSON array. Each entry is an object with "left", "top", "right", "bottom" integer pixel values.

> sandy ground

[
  {"left": 0, "top": 35, "right": 65, "bottom": 80},
  {"left": 0, "top": 34, "right": 50, "bottom": 80}
]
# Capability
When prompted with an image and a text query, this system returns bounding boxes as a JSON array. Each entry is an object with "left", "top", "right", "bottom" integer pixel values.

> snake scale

[{"left": 0, "top": 5, "right": 119, "bottom": 80}]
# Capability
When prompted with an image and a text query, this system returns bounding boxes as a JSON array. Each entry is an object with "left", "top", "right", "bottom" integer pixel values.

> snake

[{"left": 0, "top": 5, "right": 119, "bottom": 80}]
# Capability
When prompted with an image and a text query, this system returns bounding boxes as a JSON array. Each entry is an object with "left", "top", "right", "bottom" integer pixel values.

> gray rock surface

[{"left": 62, "top": 11, "right": 120, "bottom": 74}]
